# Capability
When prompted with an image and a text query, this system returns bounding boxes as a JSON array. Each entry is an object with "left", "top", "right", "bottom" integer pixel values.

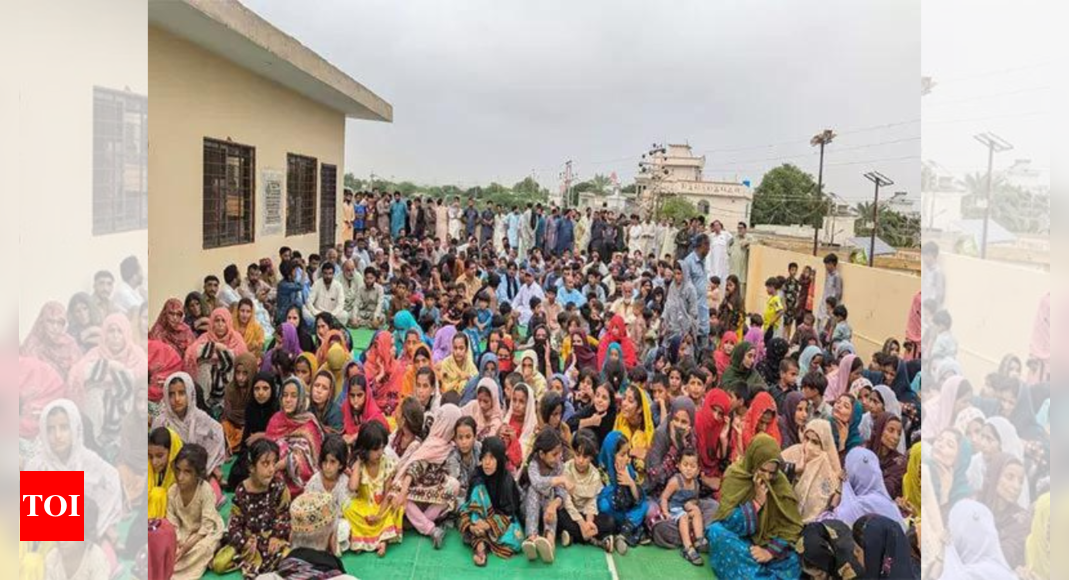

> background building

[
  {"left": 635, "top": 143, "right": 752, "bottom": 224},
  {"left": 147, "top": 0, "right": 392, "bottom": 316}
]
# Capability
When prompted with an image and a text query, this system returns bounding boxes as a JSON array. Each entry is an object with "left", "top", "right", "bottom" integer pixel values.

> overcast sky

[{"left": 244, "top": 0, "right": 922, "bottom": 202}]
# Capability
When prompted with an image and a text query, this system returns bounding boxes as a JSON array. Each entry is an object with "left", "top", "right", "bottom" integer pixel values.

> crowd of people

[{"left": 17, "top": 190, "right": 1051, "bottom": 580}]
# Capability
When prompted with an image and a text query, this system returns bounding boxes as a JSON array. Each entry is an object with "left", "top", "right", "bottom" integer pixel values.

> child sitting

[
  {"left": 344, "top": 421, "right": 404, "bottom": 556},
  {"left": 166, "top": 444, "right": 224, "bottom": 580},
  {"left": 147, "top": 427, "right": 182, "bottom": 520},
  {"left": 521, "top": 428, "right": 570, "bottom": 564},
  {"left": 392, "top": 405, "right": 463, "bottom": 549},
  {"left": 304, "top": 435, "right": 353, "bottom": 552},
  {"left": 212, "top": 438, "right": 291, "bottom": 578},
  {"left": 460, "top": 436, "right": 524, "bottom": 567},
  {"left": 447, "top": 416, "right": 482, "bottom": 499},
  {"left": 559, "top": 432, "right": 613, "bottom": 551},
  {"left": 659, "top": 448, "right": 706, "bottom": 566}
]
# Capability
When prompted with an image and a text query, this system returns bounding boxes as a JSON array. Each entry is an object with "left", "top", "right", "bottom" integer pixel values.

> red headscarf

[
  {"left": 21, "top": 301, "right": 85, "bottom": 380},
  {"left": 340, "top": 376, "right": 388, "bottom": 435},
  {"left": 694, "top": 388, "right": 731, "bottom": 477},
  {"left": 742, "top": 391, "right": 782, "bottom": 450},
  {"left": 364, "top": 331, "right": 402, "bottom": 417},
  {"left": 19, "top": 356, "right": 67, "bottom": 438},
  {"left": 148, "top": 298, "right": 196, "bottom": 359},
  {"left": 713, "top": 331, "right": 738, "bottom": 377},
  {"left": 147, "top": 340, "right": 183, "bottom": 403},
  {"left": 596, "top": 314, "right": 638, "bottom": 369}
]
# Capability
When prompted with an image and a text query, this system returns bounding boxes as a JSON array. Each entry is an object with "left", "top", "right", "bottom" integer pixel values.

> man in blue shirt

[
  {"left": 556, "top": 271, "right": 586, "bottom": 309},
  {"left": 682, "top": 233, "right": 711, "bottom": 348}
]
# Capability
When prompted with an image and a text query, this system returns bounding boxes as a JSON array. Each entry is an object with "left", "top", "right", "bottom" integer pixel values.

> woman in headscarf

[
  {"left": 595, "top": 314, "right": 638, "bottom": 369},
  {"left": 309, "top": 368, "right": 344, "bottom": 434},
  {"left": 600, "top": 342, "right": 629, "bottom": 394},
  {"left": 777, "top": 391, "right": 808, "bottom": 449},
  {"left": 393, "top": 405, "right": 464, "bottom": 543},
  {"left": 259, "top": 322, "right": 301, "bottom": 374},
  {"left": 859, "top": 384, "right": 902, "bottom": 444},
  {"left": 743, "top": 324, "right": 766, "bottom": 364},
  {"left": 149, "top": 298, "right": 197, "bottom": 363},
  {"left": 720, "top": 341, "right": 766, "bottom": 393},
  {"left": 613, "top": 385, "right": 655, "bottom": 481},
  {"left": 597, "top": 430, "right": 649, "bottom": 547},
  {"left": 518, "top": 349, "right": 548, "bottom": 401},
  {"left": 717, "top": 274, "right": 745, "bottom": 336},
  {"left": 706, "top": 433, "right": 803, "bottom": 579},
  {"left": 67, "top": 291, "right": 103, "bottom": 351},
  {"left": 431, "top": 325, "right": 457, "bottom": 364},
  {"left": 221, "top": 352, "right": 257, "bottom": 453},
  {"left": 183, "top": 291, "right": 210, "bottom": 336},
  {"left": 644, "top": 396, "right": 696, "bottom": 498},
  {"left": 226, "top": 372, "right": 279, "bottom": 490},
  {"left": 152, "top": 373, "right": 228, "bottom": 498},
  {"left": 564, "top": 328, "right": 599, "bottom": 373},
  {"left": 459, "top": 436, "right": 524, "bottom": 566},
  {"left": 340, "top": 374, "right": 388, "bottom": 444},
  {"left": 437, "top": 333, "right": 478, "bottom": 395},
  {"left": 830, "top": 394, "right": 864, "bottom": 462},
  {"left": 940, "top": 499, "right": 1019, "bottom": 580},
  {"left": 18, "top": 356, "right": 67, "bottom": 463},
  {"left": 923, "top": 375, "right": 974, "bottom": 441},
  {"left": 22, "top": 301, "right": 92, "bottom": 382},
  {"left": 966, "top": 416, "right": 1029, "bottom": 508},
  {"left": 314, "top": 328, "right": 349, "bottom": 372},
  {"left": 866, "top": 413, "right": 908, "bottom": 500},
  {"left": 462, "top": 377, "right": 505, "bottom": 441},
  {"left": 741, "top": 391, "right": 783, "bottom": 457},
  {"left": 364, "top": 331, "right": 403, "bottom": 419},
  {"left": 266, "top": 376, "right": 324, "bottom": 497},
  {"left": 399, "top": 344, "right": 434, "bottom": 400},
  {"left": 929, "top": 428, "right": 973, "bottom": 513},
  {"left": 183, "top": 307, "right": 248, "bottom": 416},
  {"left": 566, "top": 382, "right": 617, "bottom": 448},
  {"left": 503, "top": 383, "right": 538, "bottom": 472},
  {"left": 548, "top": 373, "right": 576, "bottom": 423},
  {"left": 232, "top": 298, "right": 265, "bottom": 360},
  {"left": 146, "top": 426, "right": 182, "bottom": 520},
  {"left": 797, "top": 520, "right": 863, "bottom": 579},
  {"left": 978, "top": 453, "right": 1030, "bottom": 568},
  {"left": 851, "top": 514, "right": 918, "bottom": 579},
  {"left": 460, "top": 353, "right": 499, "bottom": 406},
  {"left": 825, "top": 354, "right": 861, "bottom": 404},
  {"left": 148, "top": 340, "right": 184, "bottom": 420},
  {"left": 530, "top": 324, "right": 560, "bottom": 378},
  {"left": 713, "top": 331, "right": 737, "bottom": 378},
  {"left": 755, "top": 337, "right": 789, "bottom": 389},
  {"left": 781, "top": 419, "right": 840, "bottom": 522},
  {"left": 796, "top": 345, "right": 825, "bottom": 386},
  {"left": 694, "top": 388, "right": 731, "bottom": 490},
  {"left": 28, "top": 399, "right": 123, "bottom": 541},
  {"left": 392, "top": 310, "right": 427, "bottom": 355},
  {"left": 830, "top": 447, "right": 905, "bottom": 530}
]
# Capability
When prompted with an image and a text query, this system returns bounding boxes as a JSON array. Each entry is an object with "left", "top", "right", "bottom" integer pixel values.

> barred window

[
  {"left": 203, "top": 138, "right": 255, "bottom": 249},
  {"left": 287, "top": 153, "right": 317, "bottom": 236},
  {"left": 93, "top": 87, "right": 147, "bottom": 235},
  {"left": 319, "top": 163, "right": 337, "bottom": 252}
]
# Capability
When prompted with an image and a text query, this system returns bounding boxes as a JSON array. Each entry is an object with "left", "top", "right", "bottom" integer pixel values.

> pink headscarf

[
  {"left": 21, "top": 301, "right": 86, "bottom": 379},
  {"left": 395, "top": 404, "right": 462, "bottom": 477},
  {"left": 183, "top": 307, "right": 248, "bottom": 373},
  {"left": 825, "top": 354, "right": 858, "bottom": 403},
  {"left": 743, "top": 325, "right": 766, "bottom": 364},
  {"left": 19, "top": 356, "right": 67, "bottom": 438},
  {"left": 923, "top": 375, "right": 967, "bottom": 441},
  {"left": 461, "top": 378, "right": 504, "bottom": 439}
]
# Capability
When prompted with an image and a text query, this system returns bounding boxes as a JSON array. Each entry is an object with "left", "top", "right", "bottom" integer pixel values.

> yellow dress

[
  {"left": 148, "top": 427, "right": 183, "bottom": 519},
  {"left": 343, "top": 455, "right": 405, "bottom": 552}
]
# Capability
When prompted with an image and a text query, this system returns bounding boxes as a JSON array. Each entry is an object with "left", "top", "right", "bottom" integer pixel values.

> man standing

[
  {"left": 729, "top": 221, "right": 752, "bottom": 298},
  {"left": 389, "top": 191, "right": 407, "bottom": 239},
  {"left": 683, "top": 233, "right": 711, "bottom": 347},
  {"left": 480, "top": 202, "right": 496, "bottom": 246},
  {"left": 818, "top": 253, "right": 843, "bottom": 332},
  {"left": 556, "top": 209, "right": 575, "bottom": 257},
  {"left": 304, "top": 262, "right": 348, "bottom": 325},
  {"left": 464, "top": 197, "right": 479, "bottom": 240},
  {"left": 506, "top": 206, "right": 521, "bottom": 250},
  {"left": 705, "top": 220, "right": 732, "bottom": 288}
]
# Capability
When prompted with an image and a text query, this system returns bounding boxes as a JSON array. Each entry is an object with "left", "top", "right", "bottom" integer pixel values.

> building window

[
  {"left": 203, "top": 138, "right": 255, "bottom": 249},
  {"left": 287, "top": 153, "right": 318, "bottom": 236},
  {"left": 93, "top": 87, "right": 147, "bottom": 235},
  {"left": 697, "top": 200, "right": 710, "bottom": 215}
]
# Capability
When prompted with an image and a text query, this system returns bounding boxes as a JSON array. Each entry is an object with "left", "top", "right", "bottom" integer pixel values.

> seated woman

[
  {"left": 459, "top": 436, "right": 524, "bottom": 567},
  {"left": 797, "top": 520, "right": 863, "bottom": 579},
  {"left": 739, "top": 391, "right": 782, "bottom": 458},
  {"left": 979, "top": 453, "right": 1031, "bottom": 569},
  {"left": 461, "top": 378, "right": 505, "bottom": 441},
  {"left": 597, "top": 431, "right": 649, "bottom": 549},
  {"left": 566, "top": 382, "right": 617, "bottom": 449},
  {"left": 183, "top": 308, "right": 248, "bottom": 417},
  {"left": 220, "top": 353, "right": 257, "bottom": 454},
  {"left": 28, "top": 400, "right": 124, "bottom": 548},
  {"left": 459, "top": 352, "right": 499, "bottom": 406},
  {"left": 152, "top": 373, "right": 228, "bottom": 504},
  {"left": 364, "top": 331, "right": 403, "bottom": 420},
  {"left": 866, "top": 413, "right": 908, "bottom": 499},
  {"left": 613, "top": 385, "right": 655, "bottom": 482},
  {"left": 437, "top": 334, "right": 478, "bottom": 395},
  {"left": 705, "top": 433, "right": 803, "bottom": 580},
  {"left": 830, "top": 394, "right": 863, "bottom": 464},
  {"left": 266, "top": 377, "right": 325, "bottom": 497},
  {"left": 780, "top": 419, "right": 840, "bottom": 523},
  {"left": 851, "top": 514, "right": 918, "bottom": 579},
  {"left": 226, "top": 372, "right": 278, "bottom": 491},
  {"left": 828, "top": 447, "right": 905, "bottom": 530},
  {"left": 232, "top": 298, "right": 265, "bottom": 361},
  {"left": 309, "top": 369, "right": 344, "bottom": 434},
  {"left": 694, "top": 388, "right": 731, "bottom": 492}
]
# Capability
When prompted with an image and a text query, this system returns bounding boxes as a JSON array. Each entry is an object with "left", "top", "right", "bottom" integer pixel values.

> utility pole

[
  {"left": 810, "top": 129, "right": 836, "bottom": 255},
  {"left": 559, "top": 160, "right": 575, "bottom": 208},
  {"left": 973, "top": 132, "right": 1013, "bottom": 259},
  {"left": 863, "top": 171, "right": 894, "bottom": 267}
]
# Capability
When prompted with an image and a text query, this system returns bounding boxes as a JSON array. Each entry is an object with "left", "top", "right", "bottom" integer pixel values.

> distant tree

[
  {"left": 961, "top": 171, "right": 1043, "bottom": 232},
  {"left": 752, "top": 164, "right": 824, "bottom": 227},
  {"left": 657, "top": 196, "right": 699, "bottom": 223},
  {"left": 590, "top": 174, "right": 612, "bottom": 195},
  {"left": 621, "top": 183, "right": 637, "bottom": 194}
]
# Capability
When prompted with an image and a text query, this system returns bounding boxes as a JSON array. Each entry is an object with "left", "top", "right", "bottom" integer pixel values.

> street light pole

[
  {"left": 810, "top": 129, "right": 836, "bottom": 256},
  {"left": 862, "top": 171, "right": 894, "bottom": 267},
  {"left": 973, "top": 132, "right": 1013, "bottom": 259}
]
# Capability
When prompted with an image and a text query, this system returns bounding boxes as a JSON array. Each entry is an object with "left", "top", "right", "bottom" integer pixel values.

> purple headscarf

[
  {"left": 743, "top": 325, "right": 766, "bottom": 363},
  {"left": 432, "top": 325, "right": 458, "bottom": 364},
  {"left": 261, "top": 322, "right": 302, "bottom": 372},
  {"left": 832, "top": 447, "right": 905, "bottom": 529}
]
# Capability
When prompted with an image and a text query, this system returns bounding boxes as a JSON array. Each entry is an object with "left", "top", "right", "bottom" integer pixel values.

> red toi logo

[{"left": 20, "top": 471, "right": 85, "bottom": 541}]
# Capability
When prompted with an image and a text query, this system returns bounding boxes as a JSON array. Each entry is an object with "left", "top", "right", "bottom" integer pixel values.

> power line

[
  {"left": 702, "top": 137, "right": 920, "bottom": 170},
  {"left": 923, "top": 85, "right": 1050, "bottom": 107}
]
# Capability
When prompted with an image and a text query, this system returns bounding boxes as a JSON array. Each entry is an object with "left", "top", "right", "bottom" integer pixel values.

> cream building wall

[
  {"left": 743, "top": 245, "right": 918, "bottom": 363},
  {"left": 18, "top": 0, "right": 147, "bottom": 340},
  {"left": 148, "top": 26, "right": 345, "bottom": 317}
]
